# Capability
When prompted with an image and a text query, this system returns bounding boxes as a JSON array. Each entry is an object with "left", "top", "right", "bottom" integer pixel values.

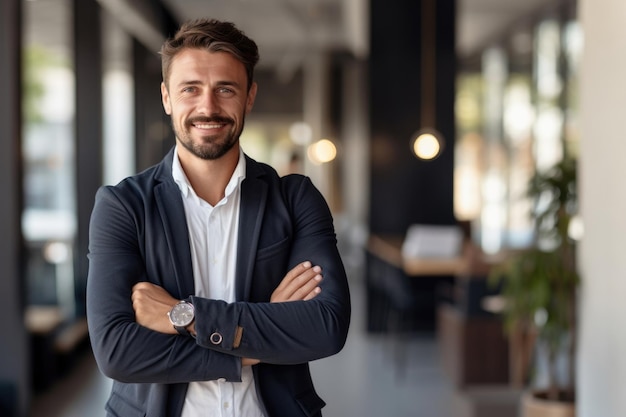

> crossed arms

[
  {"left": 131, "top": 261, "right": 325, "bottom": 365},
  {"left": 87, "top": 175, "right": 351, "bottom": 385}
]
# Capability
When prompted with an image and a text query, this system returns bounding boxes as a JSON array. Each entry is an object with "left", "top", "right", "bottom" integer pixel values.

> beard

[{"left": 173, "top": 115, "right": 243, "bottom": 160}]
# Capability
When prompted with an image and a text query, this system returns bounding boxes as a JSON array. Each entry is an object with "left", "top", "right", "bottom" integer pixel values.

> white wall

[{"left": 578, "top": 1, "right": 626, "bottom": 416}]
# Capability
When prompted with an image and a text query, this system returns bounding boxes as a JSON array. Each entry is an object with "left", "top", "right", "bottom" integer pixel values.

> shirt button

[{"left": 224, "top": 402, "right": 230, "bottom": 409}]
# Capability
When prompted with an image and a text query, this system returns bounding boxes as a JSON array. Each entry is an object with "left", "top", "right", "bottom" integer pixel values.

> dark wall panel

[
  {"left": 74, "top": 0, "right": 103, "bottom": 317},
  {"left": 0, "top": 0, "right": 29, "bottom": 414},
  {"left": 369, "top": 0, "right": 456, "bottom": 235}
]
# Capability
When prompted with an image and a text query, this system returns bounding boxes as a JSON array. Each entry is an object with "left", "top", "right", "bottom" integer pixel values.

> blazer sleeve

[
  {"left": 86, "top": 185, "right": 241, "bottom": 384},
  {"left": 191, "top": 176, "right": 351, "bottom": 364}
]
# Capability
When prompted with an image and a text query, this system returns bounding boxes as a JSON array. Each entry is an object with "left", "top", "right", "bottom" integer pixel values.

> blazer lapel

[
  {"left": 155, "top": 173, "right": 195, "bottom": 299},
  {"left": 236, "top": 160, "right": 268, "bottom": 301}
]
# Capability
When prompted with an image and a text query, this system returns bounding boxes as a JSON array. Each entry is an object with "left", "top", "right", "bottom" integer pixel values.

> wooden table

[{"left": 367, "top": 234, "right": 470, "bottom": 276}]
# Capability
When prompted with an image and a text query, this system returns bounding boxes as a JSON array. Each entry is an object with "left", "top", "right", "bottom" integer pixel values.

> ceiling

[
  {"left": 457, "top": 0, "right": 564, "bottom": 57},
  {"left": 24, "top": 0, "right": 565, "bottom": 71},
  {"left": 160, "top": 0, "right": 368, "bottom": 66},
  {"left": 160, "top": 0, "right": 564, "bottom": 63}
]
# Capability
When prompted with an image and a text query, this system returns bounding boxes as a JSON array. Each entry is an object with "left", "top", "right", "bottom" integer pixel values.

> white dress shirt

[{"left": 172, "top": 147, "right": 265, "bottom": 417}]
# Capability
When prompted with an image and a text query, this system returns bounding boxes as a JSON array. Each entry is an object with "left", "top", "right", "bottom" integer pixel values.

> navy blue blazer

[{"left": 86, "top": 148, "right": 351, "bottom": 417}]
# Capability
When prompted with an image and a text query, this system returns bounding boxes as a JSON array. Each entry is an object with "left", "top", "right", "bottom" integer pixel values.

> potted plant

[{"left": 490, "top": 157, "right": 579, "bottom": 416}]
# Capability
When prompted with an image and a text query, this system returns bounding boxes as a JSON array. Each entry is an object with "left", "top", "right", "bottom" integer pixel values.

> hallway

[{"left": 30, "top": 277, "right": 456, "bottom": 417}]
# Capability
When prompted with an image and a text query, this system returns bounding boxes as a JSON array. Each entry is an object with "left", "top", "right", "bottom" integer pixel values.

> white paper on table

[{"left": 401, "top": 224, "right": 463, "bottom": 259}]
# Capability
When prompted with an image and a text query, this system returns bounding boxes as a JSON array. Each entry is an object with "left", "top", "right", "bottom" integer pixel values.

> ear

[
  {"left": 245, "top": 82, "right": 258, "bottom": 115},
  {"left": 161, "top": 82, "right": 172, "bottom": 115}
]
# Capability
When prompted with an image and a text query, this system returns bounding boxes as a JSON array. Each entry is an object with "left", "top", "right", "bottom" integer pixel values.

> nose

[{"left": 197, "top": 91, "right": 220, "bottom": 115}]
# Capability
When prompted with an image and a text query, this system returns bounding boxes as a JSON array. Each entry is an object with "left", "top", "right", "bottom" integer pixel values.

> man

[{"left": 86, "top": 18, "right": 351, "bottom": 417}]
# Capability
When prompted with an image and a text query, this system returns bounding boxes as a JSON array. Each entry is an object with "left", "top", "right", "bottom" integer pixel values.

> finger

[
  {"left": 274, "top": 261, "right": 313, "bottom": 293},
  {"left": 273, "top": 262, "right": 314, "bottom": 298},
  {"left": 131, "top": 282, "right": 145, "bottom": 297},
  {"left": 280, "top": 267, "right": 320, "bottom": 300},
  {"left": 131, "top": 281, "right": 157, "bottom": 299},
  {"left": 277, "top": 270, "right": 321, "bottom": 302},
  {"left": 302, "top": 286, "right": 322, "bottom": 301},
  {"left": 242, "top": 357, "right": 260, "bottom": 366},
  {"left": 132, "top": 281, "right": 155, "bottom": 291},
  {"left": 131, "top": 283, "right": 145, "bottom": 302},
  {"left": 289, "top": 272, "right": 322, "bottom": 301}
]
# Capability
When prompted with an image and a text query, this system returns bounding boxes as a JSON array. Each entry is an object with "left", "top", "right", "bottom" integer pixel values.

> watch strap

[{"left": 174, "top": 324, "right": 194, "bottom": 337}]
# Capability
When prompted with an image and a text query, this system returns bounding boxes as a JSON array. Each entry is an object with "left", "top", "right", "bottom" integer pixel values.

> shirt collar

[{"left": 172, "top": 146, "right": 246, "bottom": 202}]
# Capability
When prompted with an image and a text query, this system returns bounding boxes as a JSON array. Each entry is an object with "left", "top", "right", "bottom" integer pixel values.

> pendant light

[{"left": 412, "top": 0, "right": 444, "bottom": 160}]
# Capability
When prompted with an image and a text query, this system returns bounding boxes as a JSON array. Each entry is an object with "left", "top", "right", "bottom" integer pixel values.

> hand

[
  {"left": 271, "top": 261, "right": 322, "bottom": 302},
  {"left": 242, "top": 358, "right": 260, "bottom": 366},
  {"left": 244, "top": 262, "right": 322, "bottom": 366},
  {"left": 131, "top": 282, "right": 179, "bottom": 334}
]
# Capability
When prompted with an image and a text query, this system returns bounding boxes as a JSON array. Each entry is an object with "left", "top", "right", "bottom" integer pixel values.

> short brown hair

[{"left": 160, "top": 18, "right": 259, "bottom": 90}]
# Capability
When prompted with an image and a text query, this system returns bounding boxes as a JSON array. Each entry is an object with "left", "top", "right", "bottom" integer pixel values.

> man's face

[{"left": 161, "top": 48, "right": 257, "bottom": 160}]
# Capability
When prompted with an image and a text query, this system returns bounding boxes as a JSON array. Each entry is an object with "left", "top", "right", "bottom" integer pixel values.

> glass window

[
  {"left": 454, "top": 74, "right": 484, "bottom": 222},
  {"left": 454, "top": 6, "right": 580, "bottom": 254},
  {"left": 22, "top": 0, "right": 76, "bottom": 317},
  {"left": 102, "top": 10, "right": 135, "bottom": 185},
  {"left": 479, "top": 46, "right": 508, "bottom": 254},
  {"left": 534, "top": 19, "right": 564, "bottom": 171},
  {"left": 562, "top": 20, "right": 583, "bottom": 159}
]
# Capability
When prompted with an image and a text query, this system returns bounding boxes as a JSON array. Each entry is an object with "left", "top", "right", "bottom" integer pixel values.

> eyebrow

[
  {"left": 175, "top": 80, "right": 243, "bottom": 89},
  {"left": 175, "top": 80, "right": 202, "bottom": 88}
]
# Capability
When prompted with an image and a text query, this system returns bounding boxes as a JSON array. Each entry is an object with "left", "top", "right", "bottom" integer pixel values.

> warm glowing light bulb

[
  {"left": 413, "top": 132, "right": 441, "bottom": 160},
  {"left": 307, "top": 139, "right": 337, "bottom": 164}
]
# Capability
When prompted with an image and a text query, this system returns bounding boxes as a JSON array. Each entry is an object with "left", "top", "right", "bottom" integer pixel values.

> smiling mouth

[
  {"left": 192, "top": 122, "right": 225, "bottom": 129},
  {"left": 188, "top": 116, "right": 233, "bottom": 130}
]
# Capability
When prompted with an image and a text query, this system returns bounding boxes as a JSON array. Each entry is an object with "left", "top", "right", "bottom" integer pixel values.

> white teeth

[{"left": 194, "top": 123, "right": 223, "bottom": 129}]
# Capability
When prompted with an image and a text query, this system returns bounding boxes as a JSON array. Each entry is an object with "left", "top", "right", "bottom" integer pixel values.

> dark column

[
  {"left": 131, "top": 0, "right": 179, "bottom": 170},
  {"left": 368, "top": 0, "right": 457, "bottom": 234},
  {"left": 133, "top": 38, "right": 172, "bottom": 171},
  {"left": 0, "top": 0, "right": 29, "bottom": 415},
  {"left": 74, "top": 0, "right": 103, "bottom": 317}
]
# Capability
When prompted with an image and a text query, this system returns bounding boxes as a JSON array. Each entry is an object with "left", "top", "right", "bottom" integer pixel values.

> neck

[{"left": 177, "top": 145, "right": 240, "bottom": 206}]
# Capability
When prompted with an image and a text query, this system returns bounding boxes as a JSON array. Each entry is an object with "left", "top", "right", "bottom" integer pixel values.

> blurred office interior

[{"left": 1, "top": 0, "right": 625, "bottom": 416}]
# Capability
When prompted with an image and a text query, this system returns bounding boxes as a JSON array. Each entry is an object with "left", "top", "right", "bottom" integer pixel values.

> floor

[{"left": 29, "top": 278, "right": 457, "bottom": 417}]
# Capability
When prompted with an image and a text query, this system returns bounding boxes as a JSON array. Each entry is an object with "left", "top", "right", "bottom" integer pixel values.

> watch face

[{"left": 169, "top": 302, "right": 194, "bottom": 327}]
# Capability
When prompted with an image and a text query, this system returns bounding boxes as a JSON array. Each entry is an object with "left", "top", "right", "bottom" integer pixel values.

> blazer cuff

[{"left": 190, "top": 296, "right": 242, "bottom": 352}]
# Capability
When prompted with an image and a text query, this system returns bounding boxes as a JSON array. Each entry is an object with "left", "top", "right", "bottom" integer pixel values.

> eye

[
  {"left": 216, "top": 87, "right": 236, "bottom": 97},
  {"left": 181, "top": 86, "right": 198, "bottom": 94}
]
